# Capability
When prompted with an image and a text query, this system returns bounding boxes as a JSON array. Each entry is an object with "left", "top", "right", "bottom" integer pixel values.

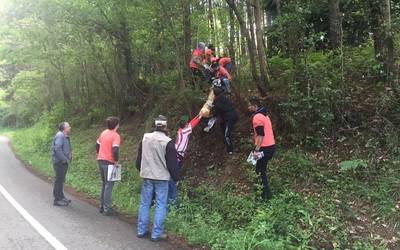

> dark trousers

[
  {"left": 255, "top": 145, "right": 276, "bottom": 200},
  {"left": 221, "top": 119, "right": 237, "bottom": 153},
  {"left": 53, "top": 162, "right": 69, "bottom": 201},
  {"left": 168, "top": 160, "right": 183, "bottom": 205},
  {"left": 99, "top": 160, "right": 115, "bottom": 212}
]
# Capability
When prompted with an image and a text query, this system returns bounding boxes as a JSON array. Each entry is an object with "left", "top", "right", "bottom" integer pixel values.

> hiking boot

[
  {"left": 99, "top": 206, "right": 104, "bottom": 213},
  {"left": 103, "top": 209, "right": 117, "bottom": 216},
  {"left": 53, "top": 200, "right": 69, "bottom": 206},
  {"left": 62, "top": 198, "right": 71, "bottom": 204},
  {"left": 151, "top": 233, "right": 168, "bottom": 242},
  {"left": 137, "top": 231, "right": 149, "bottom": 238}
]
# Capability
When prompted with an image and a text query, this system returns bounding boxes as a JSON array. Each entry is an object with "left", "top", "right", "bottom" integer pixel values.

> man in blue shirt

[{"left": 51, "top": 122, "right": 72, "bottom": 206}]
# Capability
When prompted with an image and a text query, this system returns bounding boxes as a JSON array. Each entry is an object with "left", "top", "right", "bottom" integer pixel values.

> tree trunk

[
  {"left": 328, "top": 0, "right": 342, "bottom": 49},
  {"left": 228, "top": 6, "right": 237, "bottom": 76},
  {"left": 208, "top": 0, "right": 214, "bottom": 42},
  {"left": 246, "top": 2, "right": 256, "bottom": 53},
  {"left": 226, "top": 0, "right": 267, "bottom": 96},
  {"left": 275, "top": 0, "right": 281, "bottom": 16},
  {"left": 182, "top": 0, "right": 192, "bottom": 78},
  {"left": 254, "top": 0, "right": 270, "bottom": 88},
  {"left": 382, "top": 0, "right": 394, "bottom": 80},
  {"left": 368, "top": 0, "right": 384, "bottom": 63}
]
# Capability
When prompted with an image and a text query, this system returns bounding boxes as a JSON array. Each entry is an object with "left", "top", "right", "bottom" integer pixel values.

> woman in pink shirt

[{"left": 248, "top": 97, "right": 276, "bottom": 200}]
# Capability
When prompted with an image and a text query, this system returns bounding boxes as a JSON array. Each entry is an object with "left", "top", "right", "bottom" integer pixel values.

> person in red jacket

[
  {"left": 248, "top": 97, "right": 276, "bottom": 200},
  {"left": 219, "top": 56, "right": 232, "bottom": 73},
  {"left": 190, "top": 42, "right": 209, "bottom": 77},
  {"left": 211, "top": 62, "right": 232, "bottom": 93},
  {"left": 168, "top": 112, "right": 203, "bottom": 204},
  {"left": 204, "top": 44, "right": 215, "bottom": 65}
]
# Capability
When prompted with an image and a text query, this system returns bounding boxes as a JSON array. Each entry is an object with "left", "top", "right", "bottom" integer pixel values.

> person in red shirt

[
  {"left": 204, "top": 43, "right": 215, "bottom": 65},
  {"left": 248, "top": 97, "right": 276, "bottom": 200},
  {"left": 96, "top": 116, "right": 121, "bottom": 215},
  {"left": 219, "top": 56, "right": 232, "bottom": 73},
  {"left": 190, "top": 42, "right": 208, "bottom": 77},
  {"left": 211, "top": 62, "right": 232, "bottom": 93},
  {"left": 168, "top": 112, "right": 203, "bottom": 204},
  {"left": 175, "top": 113, "right": 202, "bottom": 163}
]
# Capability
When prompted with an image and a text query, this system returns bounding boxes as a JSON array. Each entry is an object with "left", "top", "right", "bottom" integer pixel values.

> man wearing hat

[{"left": 136, "top": 115, "right": 179, "bottom": 241}]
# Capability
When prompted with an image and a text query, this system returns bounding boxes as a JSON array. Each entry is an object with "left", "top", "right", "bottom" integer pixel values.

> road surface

[{"left": 0, "top": 136, "right": 178, "bottom": 250}]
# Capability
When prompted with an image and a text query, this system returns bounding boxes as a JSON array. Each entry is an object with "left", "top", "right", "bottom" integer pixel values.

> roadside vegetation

[{"left": 1, "top": 0, "right": 399, "bottom": 249}]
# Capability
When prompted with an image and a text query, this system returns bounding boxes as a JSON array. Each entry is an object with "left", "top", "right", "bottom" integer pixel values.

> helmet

[
  {"left": 211, "top": 61, "right": 219, "bottom": 69},
  {"left": 197, "top": 42, "right": 206, "bottom": 50},
  {"left": 212, "top": 78, "right": 222, "bottom": 88}
]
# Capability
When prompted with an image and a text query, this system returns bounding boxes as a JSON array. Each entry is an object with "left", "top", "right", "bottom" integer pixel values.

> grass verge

[{"left": 2, "top": 122, "right": 399, "bottom": 250}]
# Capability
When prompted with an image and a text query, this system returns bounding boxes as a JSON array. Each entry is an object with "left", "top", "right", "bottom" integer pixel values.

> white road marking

[{"left": 0, "top": 183, "right": 67, "bottom": 250}]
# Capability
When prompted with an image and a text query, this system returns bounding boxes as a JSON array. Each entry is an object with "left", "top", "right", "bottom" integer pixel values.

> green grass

[{"left": 1, "top": 122, "right": 399, "bottom": 250}]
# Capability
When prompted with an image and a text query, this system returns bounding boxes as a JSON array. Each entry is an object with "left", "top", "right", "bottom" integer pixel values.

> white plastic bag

[
  {"left": 246, "top": 151, "right": 264, "bottom": 166},
  {"left": 246, "top": 152, "right": 257, "bottom": 166},
  {"left": 203, "top": 117, "right": 217, "bottom": 132},
  {"left": 107, "top": 164, "right": 122, "bottom": 182}
]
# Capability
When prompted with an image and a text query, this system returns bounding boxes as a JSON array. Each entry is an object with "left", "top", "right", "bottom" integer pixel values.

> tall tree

[
  {"left": 208, "top": 0, "right": 215, "bottom": 43},
  {"left": 368, "top": 0, "right": 384, "bottom": 65},
  {"left": 328, "top": 0, "right": 342, "bottom": 49},
  {"left": 226, "top": 0, "right": 267, "bottom": 96},
  {"left": 275, "top": 0, "right": 281, "bottom": 16},
  {"left": 228, "top": 6, "right": 237, "bottom": 75},
  {"left": 182, "top": 0, "right": 192, "bottom": 74},
  {"left": 254, "top": 0, "right": 270, "bottom": 87},
  {"left": 382, "top": 0, "right": 394, "bottom": 80}
]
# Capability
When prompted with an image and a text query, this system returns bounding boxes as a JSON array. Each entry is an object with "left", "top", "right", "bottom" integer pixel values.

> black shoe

[
  {"left": 103, "top": 209, "right": 117, "bottom": 216},
  {"left": 62, "top": 198, "right": 71, "bottom": 204},
  {"left": 54, "top": 200, "right": 69, "bottom": 206},
  {"left": 137, "top": 231, "right": 149, "bottom": 238},
  {"left": 99, "top": 207, "right": 104, "bottom": 213},
  {"left": 151, "top": 233, "right": 168, "bottom": 242}
]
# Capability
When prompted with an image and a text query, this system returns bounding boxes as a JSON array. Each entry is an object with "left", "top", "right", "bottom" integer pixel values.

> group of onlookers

[{"left": 51, "top": 83, "right": 275, "bottom": 242}]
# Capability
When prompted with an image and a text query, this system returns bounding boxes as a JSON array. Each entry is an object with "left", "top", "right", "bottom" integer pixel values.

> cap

[
  {"left": 198, "top": 42, "right": 206, "bottom": 50},
  {"left": 179, "top": 115, "right": 189, "bottom": 123},
  {"left": 155, "top": 115, "right": 167, "bottom": 127},
  {"left": 212, "top": 78, "right": 222, "bottom": 88}
]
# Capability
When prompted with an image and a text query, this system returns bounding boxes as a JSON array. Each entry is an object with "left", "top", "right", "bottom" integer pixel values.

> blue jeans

[
  {"left": 221, "top": 78, "right": 231, "bottom": 93},
  {"left": 137, "top": 179, "right": 169, "bottom": 239},
  {"left": 168, "top": 161, "right": 182, "bottom": 205},
  {"left": 98, "top": 160, "right": 114, "bottom": 212}
]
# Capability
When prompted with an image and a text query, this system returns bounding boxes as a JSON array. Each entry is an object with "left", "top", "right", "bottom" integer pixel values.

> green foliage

[
  {"left": 339, "top": 159, "right": 368, "bottom": 172},
  {"left": 0, "top": 70, "right": 50, "bottom": 126},
  {"left": 277, "top": 52, "right": 344, "bottom": 148}
]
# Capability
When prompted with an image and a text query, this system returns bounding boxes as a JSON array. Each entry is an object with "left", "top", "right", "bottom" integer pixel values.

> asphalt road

[{"left": 0, "top": 136, "right": 177, "bottom": 250}]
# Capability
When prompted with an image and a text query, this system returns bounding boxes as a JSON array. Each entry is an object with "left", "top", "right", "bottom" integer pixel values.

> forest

[{"left": 0, "top": 0, "right": 399, "bottom": 249}]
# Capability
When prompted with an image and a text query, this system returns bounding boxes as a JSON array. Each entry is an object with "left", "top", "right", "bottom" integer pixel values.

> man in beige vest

[{"left": 136, "top": 115, "right": 179, "bottom": 241}]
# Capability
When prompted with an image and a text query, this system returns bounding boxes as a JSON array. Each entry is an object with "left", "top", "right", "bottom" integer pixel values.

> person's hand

[
  {"left": 253, "top": 151, "right": 263, "bottom": 161},
  {"left": 198, "top": 110, "right": 204, "bottom": 118}
]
